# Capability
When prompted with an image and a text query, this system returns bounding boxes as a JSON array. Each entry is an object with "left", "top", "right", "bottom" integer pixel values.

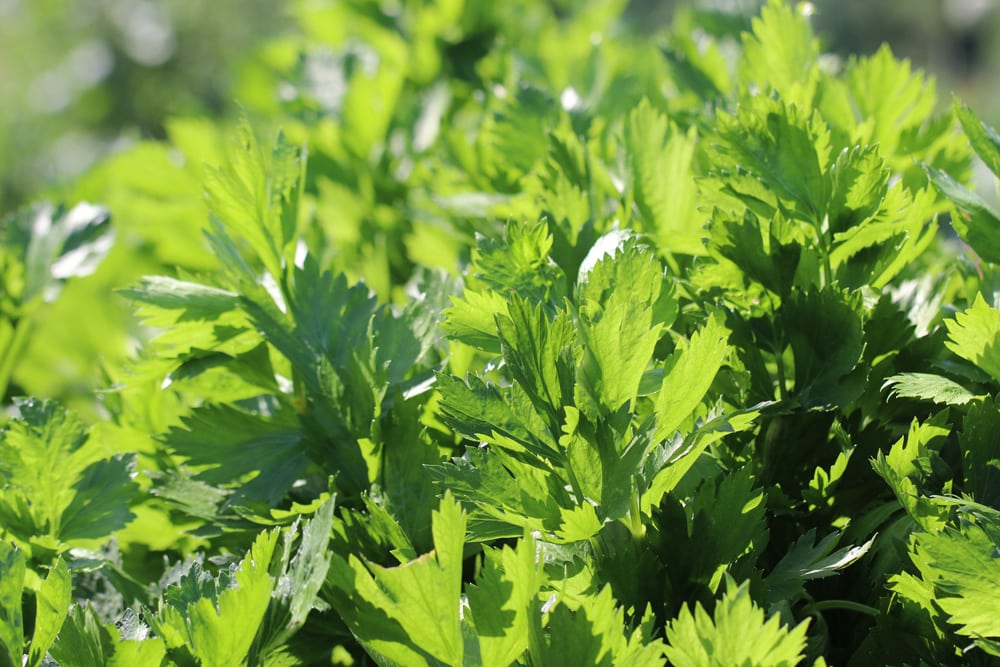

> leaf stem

[
  {"left": 0, "top": 315, "right": 32, "bottom": 404},
  {"left": 807, "top": 599, "right": 879, "bottom": 617},
  {"left": 627, "top": 480, "right": 645, "bottom": 539}
]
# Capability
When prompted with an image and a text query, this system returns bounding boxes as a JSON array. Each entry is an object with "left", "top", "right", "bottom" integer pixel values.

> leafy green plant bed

[{"left": 3, "top": 0, "right": 1000, "bottom": 664}]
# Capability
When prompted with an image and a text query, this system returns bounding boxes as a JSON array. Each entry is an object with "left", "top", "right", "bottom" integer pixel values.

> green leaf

[
  {"left": 436, "top": 374, "right": 559, "bottom": 462},
  {"left": 427, "top": 447, "right": 565, "bottom": 541},
  {"left": 442, "top": 288, "right": 509, "bottom": 354},
  {"left": 739, "top": 0, "right": 819, "bottom": 105},
  {"left": 685, "top": 467, "right": 769, "bottom": 592},
  {"left": 279, "top": 497, "right": 335, "bottom": 630},
  {"left": 464, "top": 534, "right": 543, "bottom": 667},
  {"left": 959, "top": 397, "right": 1000, "bottom": 508},
  {"left": 186, "top": 529, "right": 278, "bottom": 667},
  {"left": 0, "top": 399, "right": 137, "bottom": 548},
  {"left": 470, "top": 220, "right": 567, "bottom": 306},
  {"left": 624, "top": 100, "right": 704, "bottom": 255},
  {"left": 120, "top": 276, "right": 240, "bottom": 322},
  {"left": 48, "top": 604, "right": 116, "bottom": 667},
  {"left": 642, "top": 407, "right": 761, "bottom": 513},
  {"left": 530, "top": 585, "right": 666, "bottom": 667},
  {"left": 0, "top": 542, "right": 25, "bottom": 667},
  {"left": 108, "top": 638, "right": 167, "bottom": 667},
  {"left": 162, "top": 405, "right": 307, "bottom": 508},
  {"left": 203, "top": 122, "right": 304, "bottom": 281},
  {"left": 59, "top": 455, "right": 139, "bottom": 541},
  {"left": 766, "top": 530, "right": 874, "bottom": 604},
  {"left": 4, "top": 202, "right": 114, "bottom": 308},
  {"left": 825, "top": 144, "right": 890, "bottom": 234},
  {"left": 906, "top": 517, "right": 1000, "bottom": 645},
  {"left": 926, "top": 164, "right": 1000, "bottom": 264},
  {"left": 954, "top": 96, "right": 1000, "bottom": 178},
  {"left": 497, "top": 297, "right": 577, "bottom": 432},
  {"left": 713, "top": 95, "right": 830, "bottom": 224},
  {"left": 327, "top": 493, "right": 466, "bottom": 666},
  {"left": 872, "top": 414, "right": 952, "bottom": 532},
  {"left": 945, "top": 293, "right": 1000, "bottom": 383},
  {"left": 883, "top": 373, "right": 980, "bottom": 406},
  {"left": 844, "top": 45, "right": 938, "bottom": 160},
  {"left": 575, "top": 245, "right": 667, "bottom": 418},
  {"left": 664, "top": 578, "right": 810, "bottom": 667},
  {"left": 254, "top": 496, "right": 336, "bottom": 660},
  {"left": 28, "top": 558, "right": 71, "bottom": 667},
  {"left": 655, "top": 313, "right": 730, "bottom": 441},
  {"left": 709, "top": 209, "right": 801, "bottom": 297},
  {"left": 780, "top": 287, "right": 866, "bottom": 408}
]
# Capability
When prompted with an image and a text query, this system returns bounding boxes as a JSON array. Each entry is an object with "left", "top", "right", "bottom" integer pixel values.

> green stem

[
  {"left": 767, "top": 293, "right": 790, "bottom": 401},
  {"left": 807, "top": 599, "right": 879, "bottom": 617},
  {"left": 627, "top": 480, "right": 645, "bottom": 539},
  {"left": 774, "top": 346, "right": 789, "bottom": 401},
  {"left": 562, "top": 460, "right": 588, "bottom": 508},
  {"left": 0, "top": 315, "right": 32, "bottom": 404}
]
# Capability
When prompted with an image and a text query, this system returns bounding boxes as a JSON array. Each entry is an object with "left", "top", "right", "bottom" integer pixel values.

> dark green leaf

[
  {"left": 28, "top": 558, "right": 71, "bottom": 667},
  {"left": 883, "top": 373, "right": 980, "bottom": 406},
  {"left": 927, "top": 164, "right": 1000, "bottom": 264},
  {"left": 0, "top": 542, "right": 25, "bottom": 667}
]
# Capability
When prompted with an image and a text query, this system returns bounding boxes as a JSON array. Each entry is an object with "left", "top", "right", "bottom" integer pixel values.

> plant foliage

[{"left": 2, "top": 0, "right": 1000, "bottom": 664}]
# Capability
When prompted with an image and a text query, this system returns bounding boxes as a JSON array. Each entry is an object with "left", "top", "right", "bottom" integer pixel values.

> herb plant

[{"left": 3, "top": 1, "right": 1000, "bottom": 665}]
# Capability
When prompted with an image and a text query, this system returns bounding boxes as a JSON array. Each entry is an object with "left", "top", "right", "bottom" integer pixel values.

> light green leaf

[
  {"left": 5, "top": 202, "right": 114, "bottom": 308},
  {"left": 655, "top": 314, "right": 730, "bottom": 441},
  {"left": 845, "top": 45, "right": 938, "bottom": 158},
  {"left": 187, "top": 529, "right": 279, "bottom": 667},
  {"left": 872, "top": 414, "right": 952, "bottom": 532},
  {"left": 713, "top": 95, "right": 830, "bottom": 224},
  {"left": 825, "top": 144, "right": 890, "bottom": 234},
  {"left": 624, "top": 101, "right": 704, "bottom": 255},
  {"left": 465, "top": 534, "right": 542, "bottom": 667},
  {"left": 258, "top": 494, "right": 337, "bottom": 657},
  {"left": 203, "top": 122, "right": 304, "bottom": 281},
  {"left": 954, "top": 96, "right": 1000, "bottom": 178},
  {"left": 119, "top": 276, "right": 240, "bottom": 322},
  {"left": 907, "top": 517, "right": 1000, "bottom": 644},
  {"left": 107, "top": 639, "right": 167, "bottom": 667},
  {"left": 0, "top": 399, "right": 137, "bottom": 548},
  {"left": 471, "top": 220, "right": 567, "bottom": 307},
  {"left": 664, "top": 578, "right": 810, "bottom": 667},
  {"left": 327, "top": 493, "right": 466, "bottom": 666},
  {"left": 739, "top": 0, "right": 820, "bottom": 106},
  {"left": 642, "top": 407, "right": 761, "bottom": 513},
  {"left": 575, "top": 245, "right": 668, "bottom": 418},
  {"left": 927, "top": 165, "right": 1000, "bottom": 264},
  {"left": 48, "top": 604, "right": 116, "bottom": 667},
  {"left": 944, "top": 293, "right": 1000, "bottom": 383},
  {"left": 530, "top": 585, "right": 666, "bottom": 667},
  {"left": 28, "top": 558, "right": 71, "bottom": 667},
  {"left": 883, "top": 373, "right": 980, "bottom": 406},
  {"left": 442, "top": 289, "right": 509, "bottom": 354},
  {"left": 766, "top": 530, "right": 874, "bottom": 604}
]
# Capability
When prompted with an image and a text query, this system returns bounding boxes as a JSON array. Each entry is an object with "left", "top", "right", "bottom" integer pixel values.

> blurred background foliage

[
  {"left": 3, "top": 0, "right": 999, "bottom": 214},
  {"left": 1, "top": 0, "right": 999, "bottom": 420}
]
